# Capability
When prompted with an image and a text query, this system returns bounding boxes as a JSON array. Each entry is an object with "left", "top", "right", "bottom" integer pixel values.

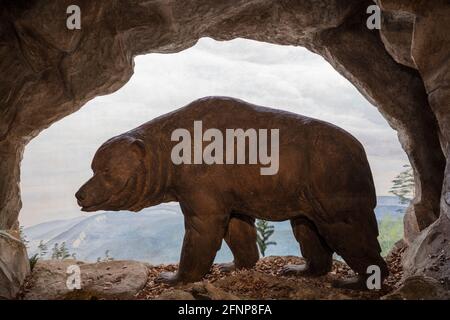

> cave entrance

[{"left": 19, "top": 38, "right": 408, "bottom": 263}]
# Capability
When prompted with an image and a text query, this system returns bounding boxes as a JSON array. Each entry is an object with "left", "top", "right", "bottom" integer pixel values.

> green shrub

[
  {"left": 256, "top": 220, "right": 277, "bottom": 257},
  {"left": 29, "top": 253, "right": 39, "bottom": 271},
  {"left": 378, "top": 214, "right": 403, "bottom": 256}
]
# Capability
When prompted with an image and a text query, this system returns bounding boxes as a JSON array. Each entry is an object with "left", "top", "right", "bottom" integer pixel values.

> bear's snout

[
  {"left": 75, "top": 189, "right": 86, "bottom": 202},
  {"left": 76, "top": 176, "right": 113, "bottom": 211},
  {"left": 75, "top": 186, "right": 91, "bottom": 209}
]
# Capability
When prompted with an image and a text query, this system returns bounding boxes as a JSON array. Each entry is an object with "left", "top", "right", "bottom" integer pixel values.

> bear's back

[{"left": 131, "top": 96, "right": 365, "bottom": 159}]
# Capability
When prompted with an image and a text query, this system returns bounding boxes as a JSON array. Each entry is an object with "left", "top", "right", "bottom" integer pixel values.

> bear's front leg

[
  {"left": 218, "top": 214, "right": 259, "bottom": 273},
  {"left": 155, "top": 199, "right": 229, "bottom": 285}
]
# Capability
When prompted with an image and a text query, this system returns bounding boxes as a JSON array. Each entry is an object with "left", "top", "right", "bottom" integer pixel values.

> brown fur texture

[{"left": 76, "top": 97, "right": 388, "bottom": 287}]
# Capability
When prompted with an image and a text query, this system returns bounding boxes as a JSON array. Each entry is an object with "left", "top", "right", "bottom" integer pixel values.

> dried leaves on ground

[{"left": 137, "top": 252, "right": 404, "bottom": 300}]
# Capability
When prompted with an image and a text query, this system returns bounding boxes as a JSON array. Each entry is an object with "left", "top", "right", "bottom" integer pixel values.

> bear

[{"left": 76, "top": 96, "right": 388, "bottom": 289}]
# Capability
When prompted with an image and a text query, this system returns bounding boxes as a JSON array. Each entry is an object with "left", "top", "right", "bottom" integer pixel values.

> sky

[{"left": 19, "top": 38, "right": 408, "bottom": 227}]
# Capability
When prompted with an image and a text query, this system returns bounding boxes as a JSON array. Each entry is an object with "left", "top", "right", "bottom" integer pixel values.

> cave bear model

[{"left": 76, "top": 97, "right": 388, "bottom": 289}]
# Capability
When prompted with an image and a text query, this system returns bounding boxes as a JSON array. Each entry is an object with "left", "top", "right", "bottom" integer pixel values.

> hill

[{"left": 24, "top": 197, "right": 406, "bottom": 263}]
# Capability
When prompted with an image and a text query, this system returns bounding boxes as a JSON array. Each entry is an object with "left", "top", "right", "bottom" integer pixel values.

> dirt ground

[{"left": 137, "top": 246, "right": 405, "bottom": 300}]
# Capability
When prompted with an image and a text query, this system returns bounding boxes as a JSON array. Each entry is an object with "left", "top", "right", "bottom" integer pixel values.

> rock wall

[
  {"left": 0, "top": 231, "right": 30, "bottom": 299},
  {"left": 379, "top": 0, "right": 450, "bottom": 287},
  {"left": 0, "top": 0, "right": 449, "bottom": 297}
]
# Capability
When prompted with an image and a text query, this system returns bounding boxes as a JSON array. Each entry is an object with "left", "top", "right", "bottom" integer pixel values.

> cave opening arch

[
  {"left": 19, "top": 37, "right": 409, "bottom": 262},
  {"left": 1, "top": 0, "right": 449, "bottom": 298}
]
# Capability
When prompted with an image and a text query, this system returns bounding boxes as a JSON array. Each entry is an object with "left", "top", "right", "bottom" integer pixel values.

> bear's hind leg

[
  {"left": 281, "top": 217, "right": 333, "bottom": 277},
  {"left": 218, "top": 214, "right": 259, "bottom": 273},
  {"left": 332, "top": 254, "right": 388, "bottom": 290},
  {"left": 320, "top": 218, "right": 389, "bottom": 290}
]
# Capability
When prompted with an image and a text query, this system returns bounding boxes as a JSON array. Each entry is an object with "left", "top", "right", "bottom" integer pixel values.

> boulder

[
  {"left": 0, "top": 231, "right": 30, "bottom": 299},
  {"left": 383, "top": 276, "right": 450, "bottom": 300},
  {"left": 23, "top": 260, "right": 149, "bottom": 300},
  {"left": 157, "top": 281, "right": 240, "bottom": 300},
  {"left": 402, "top": 215, "right": 450, "bottom": 289},
  {"left": 189, "top": 282, "right": 241, "bottom": 300},
  {"left": 157, "top": 290, "right": 195, "bottom": 300}
]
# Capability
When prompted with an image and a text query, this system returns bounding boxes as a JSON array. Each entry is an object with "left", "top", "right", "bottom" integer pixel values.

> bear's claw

[
  {"left": 280, "top": 264, "right": 329, "bottom": 277},
  {"left": 154, "top": 271, "right": 182, "bottom": 286}
]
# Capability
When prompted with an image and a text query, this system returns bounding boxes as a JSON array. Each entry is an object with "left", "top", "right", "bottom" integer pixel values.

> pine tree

[
  {"left": 50, "top": 242, "right": 73, "bottom": 260},
  {"left": 51, "top": 243, "right": 60, "bottom": 259},
  {"left": 389, "top": 164, "right": 415, "bottom": 205},
  {"left": 256, "top": 219, "right": 277, "bottom": 257},
  {"left": 19, "top": 226, "right": 29, "bottom": 248},
  {"left": 37, "top": 240, "right": 48, "bottom": 258},
  {"left": 59, "top": 242, "right": 71, "bottom": 260}
]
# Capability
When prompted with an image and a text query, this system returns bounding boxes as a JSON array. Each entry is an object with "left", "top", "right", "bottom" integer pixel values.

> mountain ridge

[{"left": 24, "top": 197, "right": 406, "bottom": 264}]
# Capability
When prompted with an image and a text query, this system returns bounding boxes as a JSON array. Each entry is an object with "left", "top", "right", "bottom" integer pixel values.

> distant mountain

[
  {"left": 24, "top": 197, "right": 407, "bottom": 264},
  {"left": 375, "top": 196, "right": 408, "bottom": 220},
  {"left": 376, "top": 196, "right": 406, "bottom": 206}
]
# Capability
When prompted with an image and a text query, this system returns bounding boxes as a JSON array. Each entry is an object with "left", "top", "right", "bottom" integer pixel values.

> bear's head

[{"left": 76, "top": 135, "right": 151, "bottom": 212}]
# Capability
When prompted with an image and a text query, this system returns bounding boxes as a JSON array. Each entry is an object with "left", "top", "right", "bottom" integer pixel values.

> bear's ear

[{"left": 131, "top": 138, "right": 146, "bottom": 157}]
